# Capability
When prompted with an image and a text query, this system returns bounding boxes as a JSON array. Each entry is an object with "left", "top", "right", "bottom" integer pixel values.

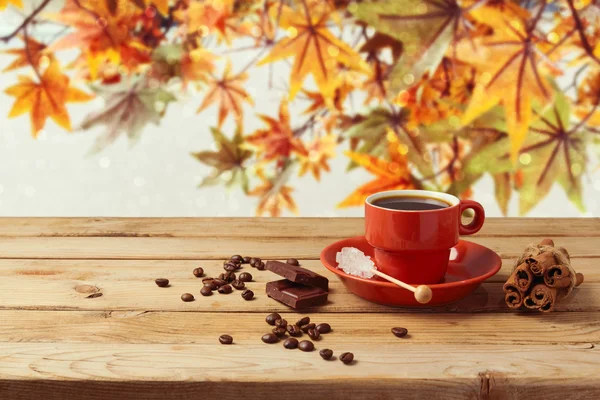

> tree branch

[
  {"left": 566, "top": 0, "right": 600, "bottom": 67},
  {"left": 0, "top": 0, "right": 53, "bottom": 43}
]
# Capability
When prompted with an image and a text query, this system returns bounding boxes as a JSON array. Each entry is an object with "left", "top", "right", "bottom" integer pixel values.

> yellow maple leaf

[
  {"left": 4, "top": 61, "right": 93, "bottom": 136},
  {"left": 0, "top": 0, "right": 22, "bottom": 10},
  {"left": 1, "top": 36, "right": 50, "bottom": 72},
  {"left": 145, "top": 0, "right": 169, "bottom": 16},
  {"left": 258, "top": 4, "right": 368, "bottom": 101},
  {"left": 297, "top": 134, "right": 336, "bottom": 181}
]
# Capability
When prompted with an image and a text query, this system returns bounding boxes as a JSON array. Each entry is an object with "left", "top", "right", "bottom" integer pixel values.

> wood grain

[
  {"left": 1, "top": 217, "right": 598, "bottom": 238},
  {"left": 1, "top": 310, "right": 598, "bottom": 345},
  {"left": 0, "top": 343, "right": 598, "bottom": 400},
  {"left": 0, "top": 236, "right": 598, "bottom": 259}
]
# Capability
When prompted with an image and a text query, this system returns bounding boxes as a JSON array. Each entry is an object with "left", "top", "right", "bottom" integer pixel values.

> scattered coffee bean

[
  {"left": 250, "top": 257, "right": 260, "bottom": 265},
  {"left": 232, "top": 280, "right": 245, "bottom": 290},
  {"left": 218, "top": 284, "right": 233, "bottom": 294},
  {"left": 200, "top": 286, "right": 213, "bottom": 296},
  {"left": 391, "top": 327, "right": 408, "bottom": 338},
  {"left": 238, "top": 272, "right": 252, "bottom": 282},
  {"left": 272, "top": 327, "right": 287, "bottom": 337},
  {"left": 219, "top": 334, "right": 233, "bottom": 345},
  {"left": 241, "top": 289, "right": 254, "bottom": 300},
  {"left": 181, "top": 293, "right": 194, "bottom": 302},
  {"left": 202, "top": 277, "right": 214, "bottom": 284},
  {"left": 283, "top": 338, "right": 299, "bottom": 349},
  {"left": 224, "top": 263, "right": 237, "bottom": 272},
  {"left": 301, "top": 323, "right": 315, "bottom": 333},
  {"left": 307, "top": 328, "right": 321, "bottom": 340},
  {"left": 230, "top": 255, "right": 243, "bottom": 263},
  {"left": 266, "top": 313, "right": 281, "bottom": 325},
  {"left": 213, "top": 278, "right": 227, "bottom": 287},
  {"left": 193, "top": 267, "right": 204, "bottom": 277},
  {"left": 257, "top": 261, "right": 266, "bottom": 271},
  {"left": 319, "top": 349, "right": 333, "bottom": 360},
  {"left": 316, "top": 323, "right": 331, "bottom": 334},
  {"left": 242, "top": 256, "right": 251, "bottom": 264},
  {"left": 261, "top": 333, "right": 279, "bottom": 344},
  {"left": 275, "top": 318, "right": 288, "bottom": 329},
  {"left": 252, "top": 260, "right": 261, "bottom": 268},
  {"left": 287, "top": 324, "right": 302, "bottom": 337},
  {"left": 340, "top": 352, "right": 354, "bottom": 364},
  {"left": 205, "top": 281, "right": 219, "bottom": 291},
  {"left": 286, "top": 258, "right": 300, "bottom": 266},
  {"left": 298, "top": 340, "right": 314, "bottom": 352},
  {"left": 223, "top": 271, "right": 236, "bottom": 283},
  {"left": 155, "top": 278, "right": 169, "bottom": 287},
  {"left": 297, "top": 317, "right": 310, "bottom": 326}
]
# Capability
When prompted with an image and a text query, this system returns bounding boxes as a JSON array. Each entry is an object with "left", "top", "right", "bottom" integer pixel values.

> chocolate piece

[
  {"left": 265, "top": 261, "right": 329, "bottom": 291},
  {"left": 266, "top": 279, "right": 328, "bottom": 309}
]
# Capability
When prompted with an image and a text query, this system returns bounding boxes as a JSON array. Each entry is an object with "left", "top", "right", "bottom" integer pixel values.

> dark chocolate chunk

[
  {"left": 266, "top": 279, "right": 328, "bottom": 309},
  {"left": 265, "top": 261, "right": 328, "bottom": 291}
]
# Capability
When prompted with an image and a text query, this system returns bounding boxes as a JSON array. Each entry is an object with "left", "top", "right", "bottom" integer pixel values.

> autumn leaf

[
  {"left": 192, "top": 127, "right": 252, "bottom": 192},
  {"left": 297, "top": 133, "right": 336, "bottom": 181},
  {"left": 4, "top": 61, "right": 93, "bottom": 136},
  {"left": 1, "top": 36, "right": 50, "bottom": 72},
  {"left": 79, "top": 79, "right": 176, "bottom": 152},
  {"left": 0, "top": 0, "right": 22, "bottom": 10},
  {"left": 456, "top": 15, "right": 555, "bottom": 162},
  {"left": 493, "top": 173, "right": 512, "bottom": 216},
  {"left": 258, "top": 3, "right": 368, "bottom": 102},
  {"left": 338, "top": 136, "right": 415, "bottom": 208},
  {"left": 248, "top": 167, "right": 298, "bottom": 217},
  {"left": 244, "top": 99, "right": 304, "bottom": 160},
  {"left": 150, "top": 44, "right": 216, "bottom": 86},
  {"left": 144, "top": 0, "right": 169, "bottom": 16},
  {"left": 174, "top": 0, "right": 244, "bottom": 43},
  {"left": 197, "top": 61, "right": 252, "bottom": 129}
]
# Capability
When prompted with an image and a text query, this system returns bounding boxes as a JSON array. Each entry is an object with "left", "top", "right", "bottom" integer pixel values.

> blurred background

[{"left": 1, "top": 0, "right": 599, "bottom": 217}]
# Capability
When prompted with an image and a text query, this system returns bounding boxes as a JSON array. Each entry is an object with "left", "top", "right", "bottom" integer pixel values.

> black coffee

[{"left": 373, "top": 195, "right": 449, "bottom": 210}]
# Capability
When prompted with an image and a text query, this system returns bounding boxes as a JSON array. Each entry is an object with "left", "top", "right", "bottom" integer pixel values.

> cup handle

[{"left": 459, "top": 200, "right": 485, "bottom": 236}]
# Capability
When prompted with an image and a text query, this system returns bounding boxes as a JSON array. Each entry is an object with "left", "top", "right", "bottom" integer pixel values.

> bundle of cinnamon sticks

[{"left": 503, "top": 239, "right": 584, "bottom": 312}]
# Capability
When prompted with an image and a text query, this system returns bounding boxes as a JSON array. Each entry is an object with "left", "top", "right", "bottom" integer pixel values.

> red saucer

[{"left": 320, "top": 236, "right": 502, "bottom": 307}]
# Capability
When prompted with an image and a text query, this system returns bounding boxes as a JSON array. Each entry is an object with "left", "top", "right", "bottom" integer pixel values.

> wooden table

[{"left": 0, "top": 218, "right": 598, "bottom": 399}]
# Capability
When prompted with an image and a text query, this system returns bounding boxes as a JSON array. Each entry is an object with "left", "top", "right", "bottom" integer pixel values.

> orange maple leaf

[
  {"left": 258, "top": 3, "right": 368, "bottom": 101},
  {"left": 1, "top": 36, "right": 50, "bottom": 72},
  {"left": 297, "top": 133, "right": 336, "bottom": 181},
  {"left": 175, "top": 0, "right": 239, "bottom": 43},
  {"left": 4, "top": 61, "right": 94, "bottom": 136},
  {"left": 248, "top": 168, "right": 298, "bottom": 217},
  {"left": 144, "top": 0, "right": 169, "bottom": 16},
  {"left": 197, "top": 61, "right": 253, "bottom": 128},
  {"left": 338, "top": 137, "right": 415, "bottom": 208},
  {"left": 244, "top": 99, "right": 304, "bottom": 160}
]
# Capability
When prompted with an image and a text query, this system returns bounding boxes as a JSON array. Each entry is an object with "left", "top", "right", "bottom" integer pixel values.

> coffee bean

[
  {"left": 286, "top": 258, "right": 300, "bottom": 266},
  {"left": 316, "top": 323, "right": 331, "bottom": 334},
  {"left": 287, "top": 324, "right": 302, "bottom": 337},
  {"left": 319, "top": 349, "right": 333, "bottom": 360},
  {"left": 307, "top": 328, "right": 321, "bottom": 340},
  {"left": 193, "top": 267, "right": 204, "bottom": 277},
  {"left": 275, "top": 318, "right": 288, "bottom": 329},
  {"left": 250, "top": 257, "right": 260, "bottom": 265},
  {"left": 230, "top": 255, "right": 243, "bottom": 263},
  {"left": 301, "top": 323, "right": 315, "bottom": 333},
  {"left": 213, "top": 279, "right": 227, "bottom": 287},
  {"left": 223, "top": 271, "right": 236, "bottom": 283},
  {"left": 200, "top": 286, "right": 213, "bottom": 296},
  {"left": 272, "top": 327, "right": 287, "bottom": 337},
  {"left": 224, "top": 263, "right": 237, "bottom": 272},
  {"left": 252, "top": 260, "right": 261, "bottom": 268},
  {"left": 205, "top": 281, "right": 219, "bottom": 291},
  {"left": 241, "top": 289, "right": 254, "bottom": 300},
  {"left": 283, "top": 338, "right": 299, "bottom": 349},
  {"left": 218, "top": 284, "right": 232, "bottom": 294},
  {"left": 155, "top": 278, "right": 169, "bottom": 287},
  {"left": 242, "top": 256, "right": 251, "bottom": 264},
  {"left": 202, "top": 277, "right": 214, "bottom": 284},
  {"left": 391, "top": 327, "right": 408, "bottom": 338},
  {"left": 232, "top": 280, "right": 245, "bottom": 290},
  {"left": 239, "top": 272, "right": 252, "bottom": 282},
  {"left": 219, "top": 334, "right": 233, "bottom": 345},
  {"left": 298, "top": 340, "right": 314, "bottom": 352},
  {"left": 296, "top": 317, "right": 310, "bottom": 326},
  {"left": 340, "top": 352, "right": 354, "bottom": 364},
  {"left": 257, "top": 261, "right": 265, "bottom": 271},
  {"left": 181, "top": 293, "right": 194, "bottom": 302},
  {"left": 261, "top": 333, "right": 279, "bottom": 344},
  {"left": 266, "top": 313, "right": 281, "bottom": 325}
]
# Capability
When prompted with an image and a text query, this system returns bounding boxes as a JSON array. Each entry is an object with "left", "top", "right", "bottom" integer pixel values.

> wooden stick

[{"left": 371, "top": 269, "right": 433, "bottom": 304}]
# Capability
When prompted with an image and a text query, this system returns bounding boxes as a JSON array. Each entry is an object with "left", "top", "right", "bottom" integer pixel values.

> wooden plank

[
  {"left": 1, "top": 310, "right": 598, "bottom": 345},
  {"left": 0, "top": 343, "right": 598, "bottom": 400},
  {"left": 0, "top": 217, "right": 598, "bottom": 238},
  {"left": 0, "top": 236, "right": 597, "bottom": 259}
]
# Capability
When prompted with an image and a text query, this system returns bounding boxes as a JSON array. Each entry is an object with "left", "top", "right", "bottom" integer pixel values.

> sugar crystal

[{"left": 336, "top": 247, "right": 377, "bottom": 278}]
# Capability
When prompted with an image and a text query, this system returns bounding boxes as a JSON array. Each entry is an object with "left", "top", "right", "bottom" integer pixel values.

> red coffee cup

[{"left": 365, "top": 190, "right": 485, "bottom": 284}]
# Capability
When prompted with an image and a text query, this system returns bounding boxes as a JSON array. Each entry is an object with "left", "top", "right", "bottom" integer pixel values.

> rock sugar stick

[
  {"left": 503, "top": 239, "right": 584, "bottom": 312},
  {"left": 336, "top": 247, "right": 433, "bottom": 304}
]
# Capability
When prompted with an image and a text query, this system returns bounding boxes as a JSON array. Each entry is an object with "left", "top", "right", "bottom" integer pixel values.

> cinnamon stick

[
  {"left": 525, "top": 251, "right": 556, "bottom": 276},
  {"left": 514, "top": 262, "right": 533, "bottom": 292},
  {"left": 544, "top": 265, "right": 572, "bottom": 289},
  {"left": 524, "top": 284, "right": 558, "bottom": 313},
  {"left": 504, "top": 286, "right": 524, "bottom": 309}
]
